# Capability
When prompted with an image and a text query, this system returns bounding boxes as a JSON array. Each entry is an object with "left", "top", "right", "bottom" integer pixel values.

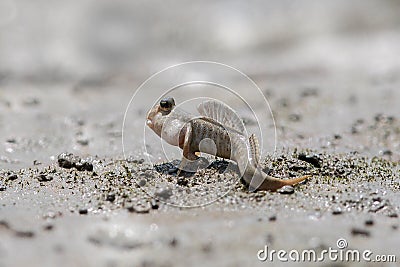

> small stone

[
  {"left": 365, "top": 219, "right": 374, "bottom": 226},
  {"left": 374, "top": 113, "right": 384, "bottom": 122},
  {"left": 15, "top": 231, "right": 35, "bottom": 238},
  {"left": 169, "top": 237, "right": 178, "bottom": 247},
  {"left": 333, "top": 134, "right": 342, "bottom": 140},
  {"left": 332, "top": 208, "right": 342, "bottom": 215},
  {"left": 57, "top": 153, "right": 76, "bottom": 169},
  {"left": 351, "top": 228, "right": 370, "bottom": 237},
  {"left": 126, "top": 206, "right": 135, "bottom": 213},
  {"left": 138, "top": 179, "right": 146, "bottom": 187},
  {"left": 269, "top": 215, "right": 277, "bottom": 222},
  {"left": 177, "top": 178, "right": 188, "bottom": 186},
  {"left": 127, "top": 205, "right": 150, "bottom": 214},
  {"left": 167, "top": 167, "right": 178, "bottom": 175},
  {"left": 37, "top": 174, "right": 53, "bottom": 182},
  {"left": 154, "top": 160, "right": 180, "bottom": 174},
  {"left": 77, "top": 139, "right": 89, "bottom": 146},
  {"left": 57, "top": 153, "right": 93, "bottom": 171},
  {"left": 300, "top": 88, "right": 318, "bottom": 97},
  {"left": 6, "top": 138, "right": 17, "bottom": 144},
  {"left": 288, "top": 114, "right": 301, "bottom": 122},
  {"left": 106, "top": 193, "right": 116, "bottom": 202},
  {"left": 298, "top": 153, "right": 322, "bottom": 168},
  {"left": 151, "top": 199, "right": 159, "bottom": 210},
  {"left": 277, "top": 185, "right": 295, "bottom": 195},
  {"left": 43, "top": 211, "right": 57, "bottom": 220},
  {"left": 75, "top": 161, "right": 93, "bottom": 172},
  {"left": 43, "top": 224, "right": 54, "bottom": 231},
  {"left": 288, "top": 165, "right": 307, "bottom": 171},
  {"left": 79, "top": 209, "right": 88, "bottom": 215},
  {"left": 372, "top": 196, "right": 382, "bottom": 202},
  {"left": 382, "top": 150, "right": 392, "bottom": 156},
  {"left": 7, "top": 174, "right": 18, "bottom": 181},
  {"left": 155, "top": 187, "right": 173, "bottom": 200},
  {"left": 0, "top": 220, "right": 10, "bottom": 229}
]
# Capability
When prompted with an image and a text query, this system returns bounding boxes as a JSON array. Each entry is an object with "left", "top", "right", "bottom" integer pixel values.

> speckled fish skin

[
  {"left": 146, "top": 99, "right": 310, "bottom": 191},
  {"left": 189, "top": 118, "right": 233, "bottom": 159}
]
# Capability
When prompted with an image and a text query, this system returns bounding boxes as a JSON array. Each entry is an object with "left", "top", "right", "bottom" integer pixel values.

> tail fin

[{"left": 256, "top": 174, "right": 310, "bottom": 191}]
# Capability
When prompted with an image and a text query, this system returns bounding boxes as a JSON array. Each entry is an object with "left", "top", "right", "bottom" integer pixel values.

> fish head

[{"left": 146, "top": 97, "right": 176, "bottom": 135}]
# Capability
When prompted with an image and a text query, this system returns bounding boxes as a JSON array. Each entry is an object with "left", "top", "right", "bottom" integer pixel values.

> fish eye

[{"left": 160, "top": 97, "right": 175, "bottom": 110}]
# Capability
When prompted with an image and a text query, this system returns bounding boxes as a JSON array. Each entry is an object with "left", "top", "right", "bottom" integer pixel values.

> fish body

[{"left": 146, "top": 97, "right": 309, "bottom": 191}]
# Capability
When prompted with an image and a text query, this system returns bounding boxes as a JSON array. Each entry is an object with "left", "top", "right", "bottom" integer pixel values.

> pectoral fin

[{"left": 178, "top": 124, "right": 198, "bottom": 174}]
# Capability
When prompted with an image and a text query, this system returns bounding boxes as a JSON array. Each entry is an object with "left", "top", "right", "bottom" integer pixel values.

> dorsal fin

[
  {"left": 197, "top": 100, "right": 245, "bottom": 134},
  {"left": 249, "top": 133, "right": 261, "bottom": 166}
]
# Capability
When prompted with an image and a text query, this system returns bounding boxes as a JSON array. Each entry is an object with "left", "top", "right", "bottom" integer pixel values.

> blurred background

[
  {"left": 1, "top": 0, "right": 400, "bottom": 169},
  {"left": 1, "top": 0, "right": 400, "bottom": 82}
]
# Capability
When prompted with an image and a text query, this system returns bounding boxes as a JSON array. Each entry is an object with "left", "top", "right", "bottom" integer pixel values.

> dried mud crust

[{"left": 1, "top": 150, "right": 398, "bottom": 217}]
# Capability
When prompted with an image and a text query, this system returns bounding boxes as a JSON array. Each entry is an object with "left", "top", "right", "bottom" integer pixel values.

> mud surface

[{"left": 1, "top": 1, "right": 400, "bottom": 266}]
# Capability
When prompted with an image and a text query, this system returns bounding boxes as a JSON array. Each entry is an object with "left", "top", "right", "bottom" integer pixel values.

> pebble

[
  {"left": 43, "top": 211, "right": 57, "bottom": 220},
  {"left": 334, "top": 134, "right": 342, "bottom": 140},
  {"left": 7, "top": 174, "right": 18, "bottom": 181},
  {"left": 106, "top": 193, "right": 116, "bottom": 202},
  {"left": 37, "top": 174, "right": 53, "bottom": 182},
  {"left": 300, "top": 88, "right": 318, "bottom": 97},
  {"left": 288, "top": 114, "right": 301, "bottom": 122},
  {"left": 127, "top": 205, "right": 150, "bottom": 214},
  {"left": 77, "top": 139, "right": 89, "bottom": 146},
  {"left": 269, "top": 215, "right": 277, "bottom": 222},
  {"left": 288, "top": 164, "right": 308, "bottom": 171},
  {"left": 43, "top": 224, "right": 54, "bottom": 231},
  {"left": 151, "top": 199, "right": 159, "bottom": 210},
  {"left": 57, "top": 153, "right": 93, "bottom": 171},
  {"left": 351, "top": 228, "right": 370, "bottom": 237},
  {"left": 177, "top": 178, "right": 189, "bottom": 186},
  {"left": 75, "top": 161, "right": 93, "bottom": 172},
  {"left": 277, "top": 185, "right": 295, "bottom": 195},
  {"left": 6, "top": 138, "right": 17, "bottom": 144},
  {"left": 0, "top": 183, "right": 6, "bottom": 191},
  {"left": 15, "top": 231, "right": 35, "bottom": 238},
  {"left": 154, "top": 160, "right": 180, "bottom": 174},
  {"left": 57, "top": 153, "right": 76, "bottom": 169},
  {"left": 79, "top": 209, "right": 88, "bottom": 215},
  {"left": 332, "top": 207, "right": 343, "bottom": 215},
  {"left": 155, "top": 187, "right": 173, "bottom": 200},
  {"left": 365, "top": 219, "right": 374, "bottom": 226},
  {"left": 298, "top": 153, "right": 322, "bottom": 168},
  {"left": 138, "top": 179, "right": 146, "bottom": 187},
  {"left": 169, "top": 237, "right": 178, "bottom": 247},
  {"left": 207, "top": 160, "right": 229, "bottom": 173},
  {"left": 382, "top": 150, "right": 392, "bottom": 156}
]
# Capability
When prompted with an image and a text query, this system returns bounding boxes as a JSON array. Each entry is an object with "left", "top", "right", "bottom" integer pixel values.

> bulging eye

[{"left": 160, "top": 97, "right": 175, "bottom": 110}]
